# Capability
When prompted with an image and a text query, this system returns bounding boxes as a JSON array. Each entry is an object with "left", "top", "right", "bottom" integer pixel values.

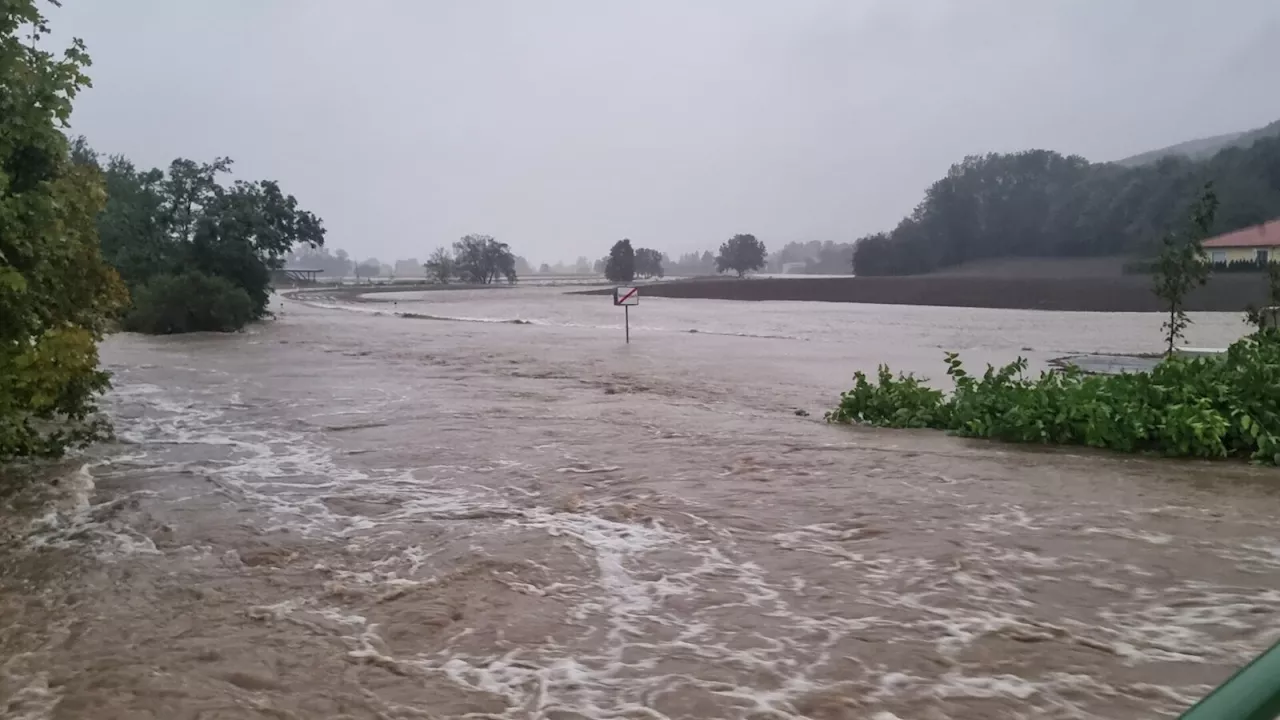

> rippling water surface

[{"left": 1, "top": 288, "right": 1276, "bottom": 720}]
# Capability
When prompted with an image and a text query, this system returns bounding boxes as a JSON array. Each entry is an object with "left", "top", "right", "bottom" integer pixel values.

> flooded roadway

[{"left": 2, "top": 287, "right": 1278, "bottom": 719}]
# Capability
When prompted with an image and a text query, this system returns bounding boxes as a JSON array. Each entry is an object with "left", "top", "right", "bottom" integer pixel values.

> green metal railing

[{"left": 1179, "top": 639, "right": 1280, "bottom": 720}]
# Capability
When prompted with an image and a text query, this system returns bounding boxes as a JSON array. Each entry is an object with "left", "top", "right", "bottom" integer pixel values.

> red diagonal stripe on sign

[{"left": 619, "top": 287, "right": 638, "bottom": 304}]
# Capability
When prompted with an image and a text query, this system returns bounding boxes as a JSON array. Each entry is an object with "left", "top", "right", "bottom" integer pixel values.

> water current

[{"left": 1, "top": 287, "right": 1277, "bottom": 719}]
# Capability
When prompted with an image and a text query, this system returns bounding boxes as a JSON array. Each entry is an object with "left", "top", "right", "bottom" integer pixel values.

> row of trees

[
  {"left": 600, "top": 234, "right": 768, "bottom": 282},
  {"left": 285, "top": 247, "right": 535, "bottom": 281},
  {"left": 853, "top": 132, "right": 1280, "bottom": 275}
]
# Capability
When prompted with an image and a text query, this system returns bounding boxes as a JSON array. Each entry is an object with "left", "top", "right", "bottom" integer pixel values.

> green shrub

[
  {"left": 826, "top": 333, "right": 1280, "bottom": 464},
  {"left": 123, "top": 271, "right": 254, "bottom": 334}
]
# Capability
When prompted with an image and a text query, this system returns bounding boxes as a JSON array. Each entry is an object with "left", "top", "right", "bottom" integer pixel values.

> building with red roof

[{"left": 1203, "top": 219, "right": 1280, "bottom": 264}]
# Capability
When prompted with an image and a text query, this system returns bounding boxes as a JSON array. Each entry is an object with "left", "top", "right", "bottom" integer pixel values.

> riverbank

[{"left": 576, "top": 275, "right": 1271, "bottom": 312}]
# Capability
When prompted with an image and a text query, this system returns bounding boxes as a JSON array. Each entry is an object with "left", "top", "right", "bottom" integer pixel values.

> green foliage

[
  {"left": 453, "top": 234, "right": 516, "bottom": 284},
  {"left": 853, "top": 134, "right": 1280, "bottom": 276},
  {"left": 826, "top": 365, "right": 949, "bottom": 428},
  {"left": 827, "top": 334, "right": 1280, "bottom": 464},
  {"left": 0, "top": 1, "right": 129, "bottom": 460},
  {"left": 716, "top": 234, "right": 767, "bottom": 277},
  {"left": 123, "top": 272, "right": 254, "bottom": 334},
  {"left": 78, "top": 146, "right": 327, "bottom": 331},
  {"left": 605, "top": 239, "right": 636, "bottom": 282},
  {"left": 1153, "top": 183, "right": 1218, "bottom": 354}
]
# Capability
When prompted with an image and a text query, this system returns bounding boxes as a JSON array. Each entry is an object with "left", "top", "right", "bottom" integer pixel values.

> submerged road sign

[
  {"left": 614, "top": 287, "right": 639, "bottom": 306},
  {"left": 613, "top": 287, "right": 638, "bottom": 343}
]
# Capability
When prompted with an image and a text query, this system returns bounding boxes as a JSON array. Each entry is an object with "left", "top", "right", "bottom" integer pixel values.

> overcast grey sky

[{"left": 54, "top": 1, "right": 1280, "bottom": 265}]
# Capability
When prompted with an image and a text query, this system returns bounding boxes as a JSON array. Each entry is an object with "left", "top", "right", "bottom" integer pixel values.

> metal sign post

[{"left": 613, "top": 286, "right": 639, "bottom": 343}]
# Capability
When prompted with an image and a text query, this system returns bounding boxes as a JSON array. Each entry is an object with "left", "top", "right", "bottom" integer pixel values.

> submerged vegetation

[
  {"left": 831, "top": 187, "right": 1280, "bottom": 464},
  {"left": 827, "top": 331, "right": 1280, "bottom": 464}
]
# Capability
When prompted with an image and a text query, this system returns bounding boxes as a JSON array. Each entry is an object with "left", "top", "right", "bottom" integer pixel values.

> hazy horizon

[{"left": 54, "top": 0, "right": 1280, "bottom": 265}]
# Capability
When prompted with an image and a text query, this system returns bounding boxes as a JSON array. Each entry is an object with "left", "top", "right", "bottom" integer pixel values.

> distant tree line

[
  {"left": 599, "top": 234, "right": 767, "bottom": 281},
  {"left": 853, "top": 131, "right": 1280, "bottom": 276}
]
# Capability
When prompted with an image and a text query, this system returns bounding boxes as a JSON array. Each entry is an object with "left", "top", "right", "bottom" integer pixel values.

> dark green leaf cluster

[
  {"left": 827, "top": 333, "right": 1280, "bottom": 464},
  {"left": 715, "top": 234, "right": 767, "bottom": 278},
  {"left": 122, "top": 272, "right": 254, "bottom": 334},
  {"left": 1, "top": 1, "right": 128, "bottom": 460},
  {"left": 605, "top": 239, "right": 635, "bottom": 282},
  {"left": 77, "top": 151, "right": 327, "bottom": 332}
]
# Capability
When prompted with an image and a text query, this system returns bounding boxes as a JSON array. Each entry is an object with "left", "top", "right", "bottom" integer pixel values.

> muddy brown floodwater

[{"left": 2, "top": 288, "right": 1279, "bottom": 720}]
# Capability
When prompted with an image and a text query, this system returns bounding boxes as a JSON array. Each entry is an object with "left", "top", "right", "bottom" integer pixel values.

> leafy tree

[
  {"left": 92, "top": 153, "right": 168, "bottom": 288},
  {"left": 81, "top": 140, "right": 326, "bottom": 322},
  {"left": 424, "top": 247, "right": 454, "bottom": 284},
  {"left": 0, "top": 1, "right": 129, "bottom": 459},
  {"left": 162, "top": 157, "right": 233, "bottom": 243},
  {"left": 605, "top": 239, "right": 636, "bottom": 282},
  {"left": 634, "top": 247, "right": 665, "bottom": 278},
  {"left": 453, "top": 234, "right": 516, "bottom": 284},
  {"left": 1153, "top": 183, "right": 1218, "bottom": 354},
  {"left": 715, "top": 234, "right": 767, "bottom": 277},
  {"left": 184, "top": 178, "right": 325, "bottom": 315}
]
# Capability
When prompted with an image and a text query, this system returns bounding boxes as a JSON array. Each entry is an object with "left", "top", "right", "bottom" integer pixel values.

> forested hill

[
  {"left": 853, "top": 122, "right": 1280, "bottom": 276},
  {"left": 1116, "top": 119, "right": 1280, "bottom": 167}
]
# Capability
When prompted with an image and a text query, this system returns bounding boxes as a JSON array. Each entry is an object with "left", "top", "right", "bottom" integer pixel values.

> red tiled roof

[{"left": 1203, "top": 219, "right": 1280, "bottom": 248}]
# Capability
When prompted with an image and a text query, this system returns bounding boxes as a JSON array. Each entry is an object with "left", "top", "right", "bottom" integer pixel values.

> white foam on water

[
  {"left": 20, "top": 462, "right": 162, "bottom": 559},
  {"left": 60, "top": 372, "right": 1275, "bottom": 719}
]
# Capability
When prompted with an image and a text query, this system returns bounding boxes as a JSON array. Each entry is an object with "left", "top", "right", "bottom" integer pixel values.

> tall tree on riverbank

[
  {"left": 1154, "top": 183, "right": 1218, "bottom": 354},
  {"left": 0, "top": 2, "right": 129, "bottom": 459},
  {"left": 716, "top": 234, "right": 767, "bottom": 277},
  {"left": 605, "top": 239, "right": 636, "bottom": 282}
]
